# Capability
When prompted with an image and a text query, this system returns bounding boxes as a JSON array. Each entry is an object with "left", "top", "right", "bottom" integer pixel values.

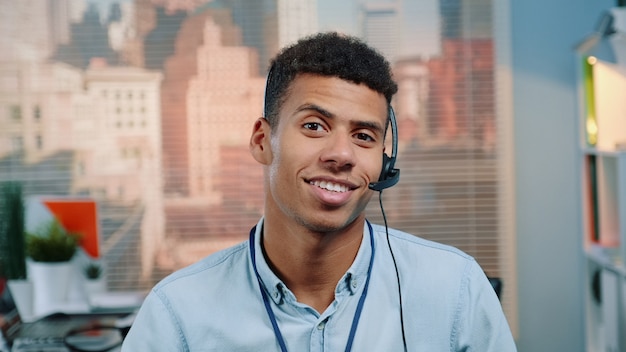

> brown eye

[
  {"left": 356, "top": 132, "right": 375, "bottom": 142},
  {"left": 303, "top": 122, "right": 323, "bottom": 131}
]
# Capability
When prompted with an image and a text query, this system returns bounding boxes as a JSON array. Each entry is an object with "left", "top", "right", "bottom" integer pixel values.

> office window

[
  {"left": 35, "top": 135, "right": 43, "bottom": 150},
  {"left": 0, "top": 0, "right": 515, "bottom": 332},
  {"left": 77, "top": 160, "right": 86, "bottom": 176},
  {"left": 33, "top": 105, "right": 41, "bottom": 121},
  {"left": 11, "top": 136, "right": 23, "bottom": 152},
  {"left": 9, "top": 105, "right": 21, "bottom": 121}
]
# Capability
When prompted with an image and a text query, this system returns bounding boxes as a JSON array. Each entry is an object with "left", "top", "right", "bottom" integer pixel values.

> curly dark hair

[{"left": 263, "top": 32, "right": 398, "bottom": 128}]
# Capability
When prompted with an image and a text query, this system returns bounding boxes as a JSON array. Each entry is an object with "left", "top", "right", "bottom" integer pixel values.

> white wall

[{"left": 510, "top": 0, "right": 615, "bottom": 350}]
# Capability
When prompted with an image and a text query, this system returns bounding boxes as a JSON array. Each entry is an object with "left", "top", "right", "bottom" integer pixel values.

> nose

[{"left": 320, "top": 131, "right": 355, "bottom": 171}]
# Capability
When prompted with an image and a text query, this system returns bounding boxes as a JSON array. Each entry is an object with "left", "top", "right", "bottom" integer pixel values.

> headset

[
  {"left": 263, "top": 66, "right": 401, "bottom": 192},
  {"left": 369, "top": 106, "right": 400, "bottom": 191}
]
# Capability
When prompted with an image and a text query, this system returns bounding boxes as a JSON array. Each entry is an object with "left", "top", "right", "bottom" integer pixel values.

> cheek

[
  {"left": 364, "top": 151, "right": 384, "bottom": 181},
  {"left": 270, "top": 134, "right": 315, "bottom": 168},
  {"left": 267, "top": 136, "right": 304, "bottom": 185}
]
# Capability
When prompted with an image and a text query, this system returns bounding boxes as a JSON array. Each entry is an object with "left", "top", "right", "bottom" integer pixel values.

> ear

[{"left": 249, "top": 118, "right": 272, "bottom": 165}]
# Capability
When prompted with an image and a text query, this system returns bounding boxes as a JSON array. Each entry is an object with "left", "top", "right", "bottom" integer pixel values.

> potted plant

[
  {"left": 84, "top": 262, "right": 103, "bottom": 280},
  {"left": 26, "top": 219, "right": 80, "bottom": 263},
  {"left": 82, "top": 261, "right": 106, "bottom": 298},
  {"left": 26, "top": 218, "right": 81, "bottom": 314}
]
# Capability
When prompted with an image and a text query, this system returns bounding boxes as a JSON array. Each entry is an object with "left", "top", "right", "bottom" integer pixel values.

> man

[{"left": 122, "top": 32, "right": 516, "bottom": 351}]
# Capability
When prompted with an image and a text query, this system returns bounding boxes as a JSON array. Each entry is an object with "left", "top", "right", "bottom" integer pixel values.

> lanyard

[{"left": 249, "top": 221, "right": 376, "bottom": 352}]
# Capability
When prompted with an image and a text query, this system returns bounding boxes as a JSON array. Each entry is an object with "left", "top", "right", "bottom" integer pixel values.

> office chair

[{"left": 488, "top": 277, "right": 503, "bottom": 300}]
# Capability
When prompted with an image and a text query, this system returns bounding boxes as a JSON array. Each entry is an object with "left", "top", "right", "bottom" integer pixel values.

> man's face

[{"left": 252, "top": 73, "right": 388, "bottom": 233}]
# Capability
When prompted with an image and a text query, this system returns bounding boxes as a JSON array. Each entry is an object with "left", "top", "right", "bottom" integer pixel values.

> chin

[{"left": 297, "top": 212, "right": 361, "bottom": 234}]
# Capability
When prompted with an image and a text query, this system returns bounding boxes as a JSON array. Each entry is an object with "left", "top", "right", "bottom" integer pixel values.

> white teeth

[{"left": 311, "top": 180, "right": 349, "bottom": 193}]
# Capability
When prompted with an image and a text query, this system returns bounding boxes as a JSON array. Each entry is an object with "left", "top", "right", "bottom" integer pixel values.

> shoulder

[
  {"left": 369, "top": 223, "right": 497, "bottom": 315},
  {"left": 153, "top": 240, "right": 250, "bottom": 296},
  {"left": 124, "top": 241, "right": 251, "bottom": 348},
  {"left": 371, "top": 223, "right": 474, "bottom": 262},
  {"left": 369, "top": 222, "right": 484, "bottom": 294}
]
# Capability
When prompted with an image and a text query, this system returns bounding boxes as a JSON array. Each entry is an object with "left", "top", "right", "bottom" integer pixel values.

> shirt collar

[{"left": 251, "top": 218, "right": 374, "bottom": 305}]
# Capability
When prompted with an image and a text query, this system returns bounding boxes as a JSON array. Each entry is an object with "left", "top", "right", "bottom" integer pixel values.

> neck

[{"left": 261, "top": 218, "right": 365, "bottom": 312}]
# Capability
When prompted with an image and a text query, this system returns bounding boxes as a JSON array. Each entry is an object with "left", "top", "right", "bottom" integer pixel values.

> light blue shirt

[{"left": 122, "top": 218, "right": 516, "bottom": 351}]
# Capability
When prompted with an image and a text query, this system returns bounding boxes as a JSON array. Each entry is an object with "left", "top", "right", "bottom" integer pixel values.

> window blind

[{"left": 0, "top": 0, "right": 515, "bottom": 332}]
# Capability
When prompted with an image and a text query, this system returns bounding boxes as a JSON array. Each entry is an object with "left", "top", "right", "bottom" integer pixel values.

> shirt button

[
  {"left": 351, "top": 280, "right": 358, "bottom": 289},
  {"left": 317, "top": 321, "right": 326, "bottom": 330},
  {"left": 273, "top": 291, "right": 280, "bottom": 299}
]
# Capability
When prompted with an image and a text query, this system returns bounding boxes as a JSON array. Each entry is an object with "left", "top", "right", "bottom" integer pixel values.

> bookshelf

[
  {"left": 577, "top": 7, "right": 626, "bottom": 351},
  {"left": 582, "top": 149, "right": 626, "bottom": 352}
]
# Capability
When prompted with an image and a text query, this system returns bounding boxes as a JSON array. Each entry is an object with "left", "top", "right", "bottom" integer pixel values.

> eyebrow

[
  {"left": 295, "top": 103, "right": 386, "bottom": 135},
  {"left": 295, "top": 103, "right": 334, "bottom": 118}
]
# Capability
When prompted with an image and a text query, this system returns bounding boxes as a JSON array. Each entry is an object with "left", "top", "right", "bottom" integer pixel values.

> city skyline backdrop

[
  {"left": 89, "top": 0, "right": 443, "bottom": 58},
  {"left": 0, "top": 0, "right": 506, "bottom": 320}
]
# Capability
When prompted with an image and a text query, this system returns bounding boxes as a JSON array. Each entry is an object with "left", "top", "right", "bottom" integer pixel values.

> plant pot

[
  {"left": 83, "top": 278, "right": 106, "bottom": 299},
  {"left": 7, "top": 279, "right": 34, "bottom": 322},
  {"left": 28, "top": 260, "right": 73, "bottom": 316}
]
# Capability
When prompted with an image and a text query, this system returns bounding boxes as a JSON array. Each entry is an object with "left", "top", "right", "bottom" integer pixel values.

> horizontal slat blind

[{"left": 0, "top": 0, "right": 514, "bottom": 327}]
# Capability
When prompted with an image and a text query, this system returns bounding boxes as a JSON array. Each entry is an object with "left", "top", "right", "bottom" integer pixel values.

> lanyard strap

[{"left": 249, "top": 221, "right": 375, "bottom": 352}]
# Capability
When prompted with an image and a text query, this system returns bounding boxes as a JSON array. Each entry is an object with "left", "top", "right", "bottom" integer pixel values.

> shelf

[
  {"left": 586, "top": 244, "right": 626, "bottom": 277},
  {"left": 582, "top": 151, "right": 626, "bottom": 253},
  {"left": 581, "top": 58, "right": 626, "bottom": 151},
  {"left": 577, "top": 9, "right": 626, "bottom": 350},
  {"left": 582, "top": 148, "right": 626, "bottom": 156}
]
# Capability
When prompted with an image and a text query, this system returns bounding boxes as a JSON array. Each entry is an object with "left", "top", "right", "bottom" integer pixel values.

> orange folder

[{"left": 41, "top": 199, "right": 100, "bottom": 258}]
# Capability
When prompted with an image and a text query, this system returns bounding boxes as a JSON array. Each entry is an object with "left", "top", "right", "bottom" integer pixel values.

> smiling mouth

[{"left": 310, "top": 180, "right": 350, "bottom": 193}]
